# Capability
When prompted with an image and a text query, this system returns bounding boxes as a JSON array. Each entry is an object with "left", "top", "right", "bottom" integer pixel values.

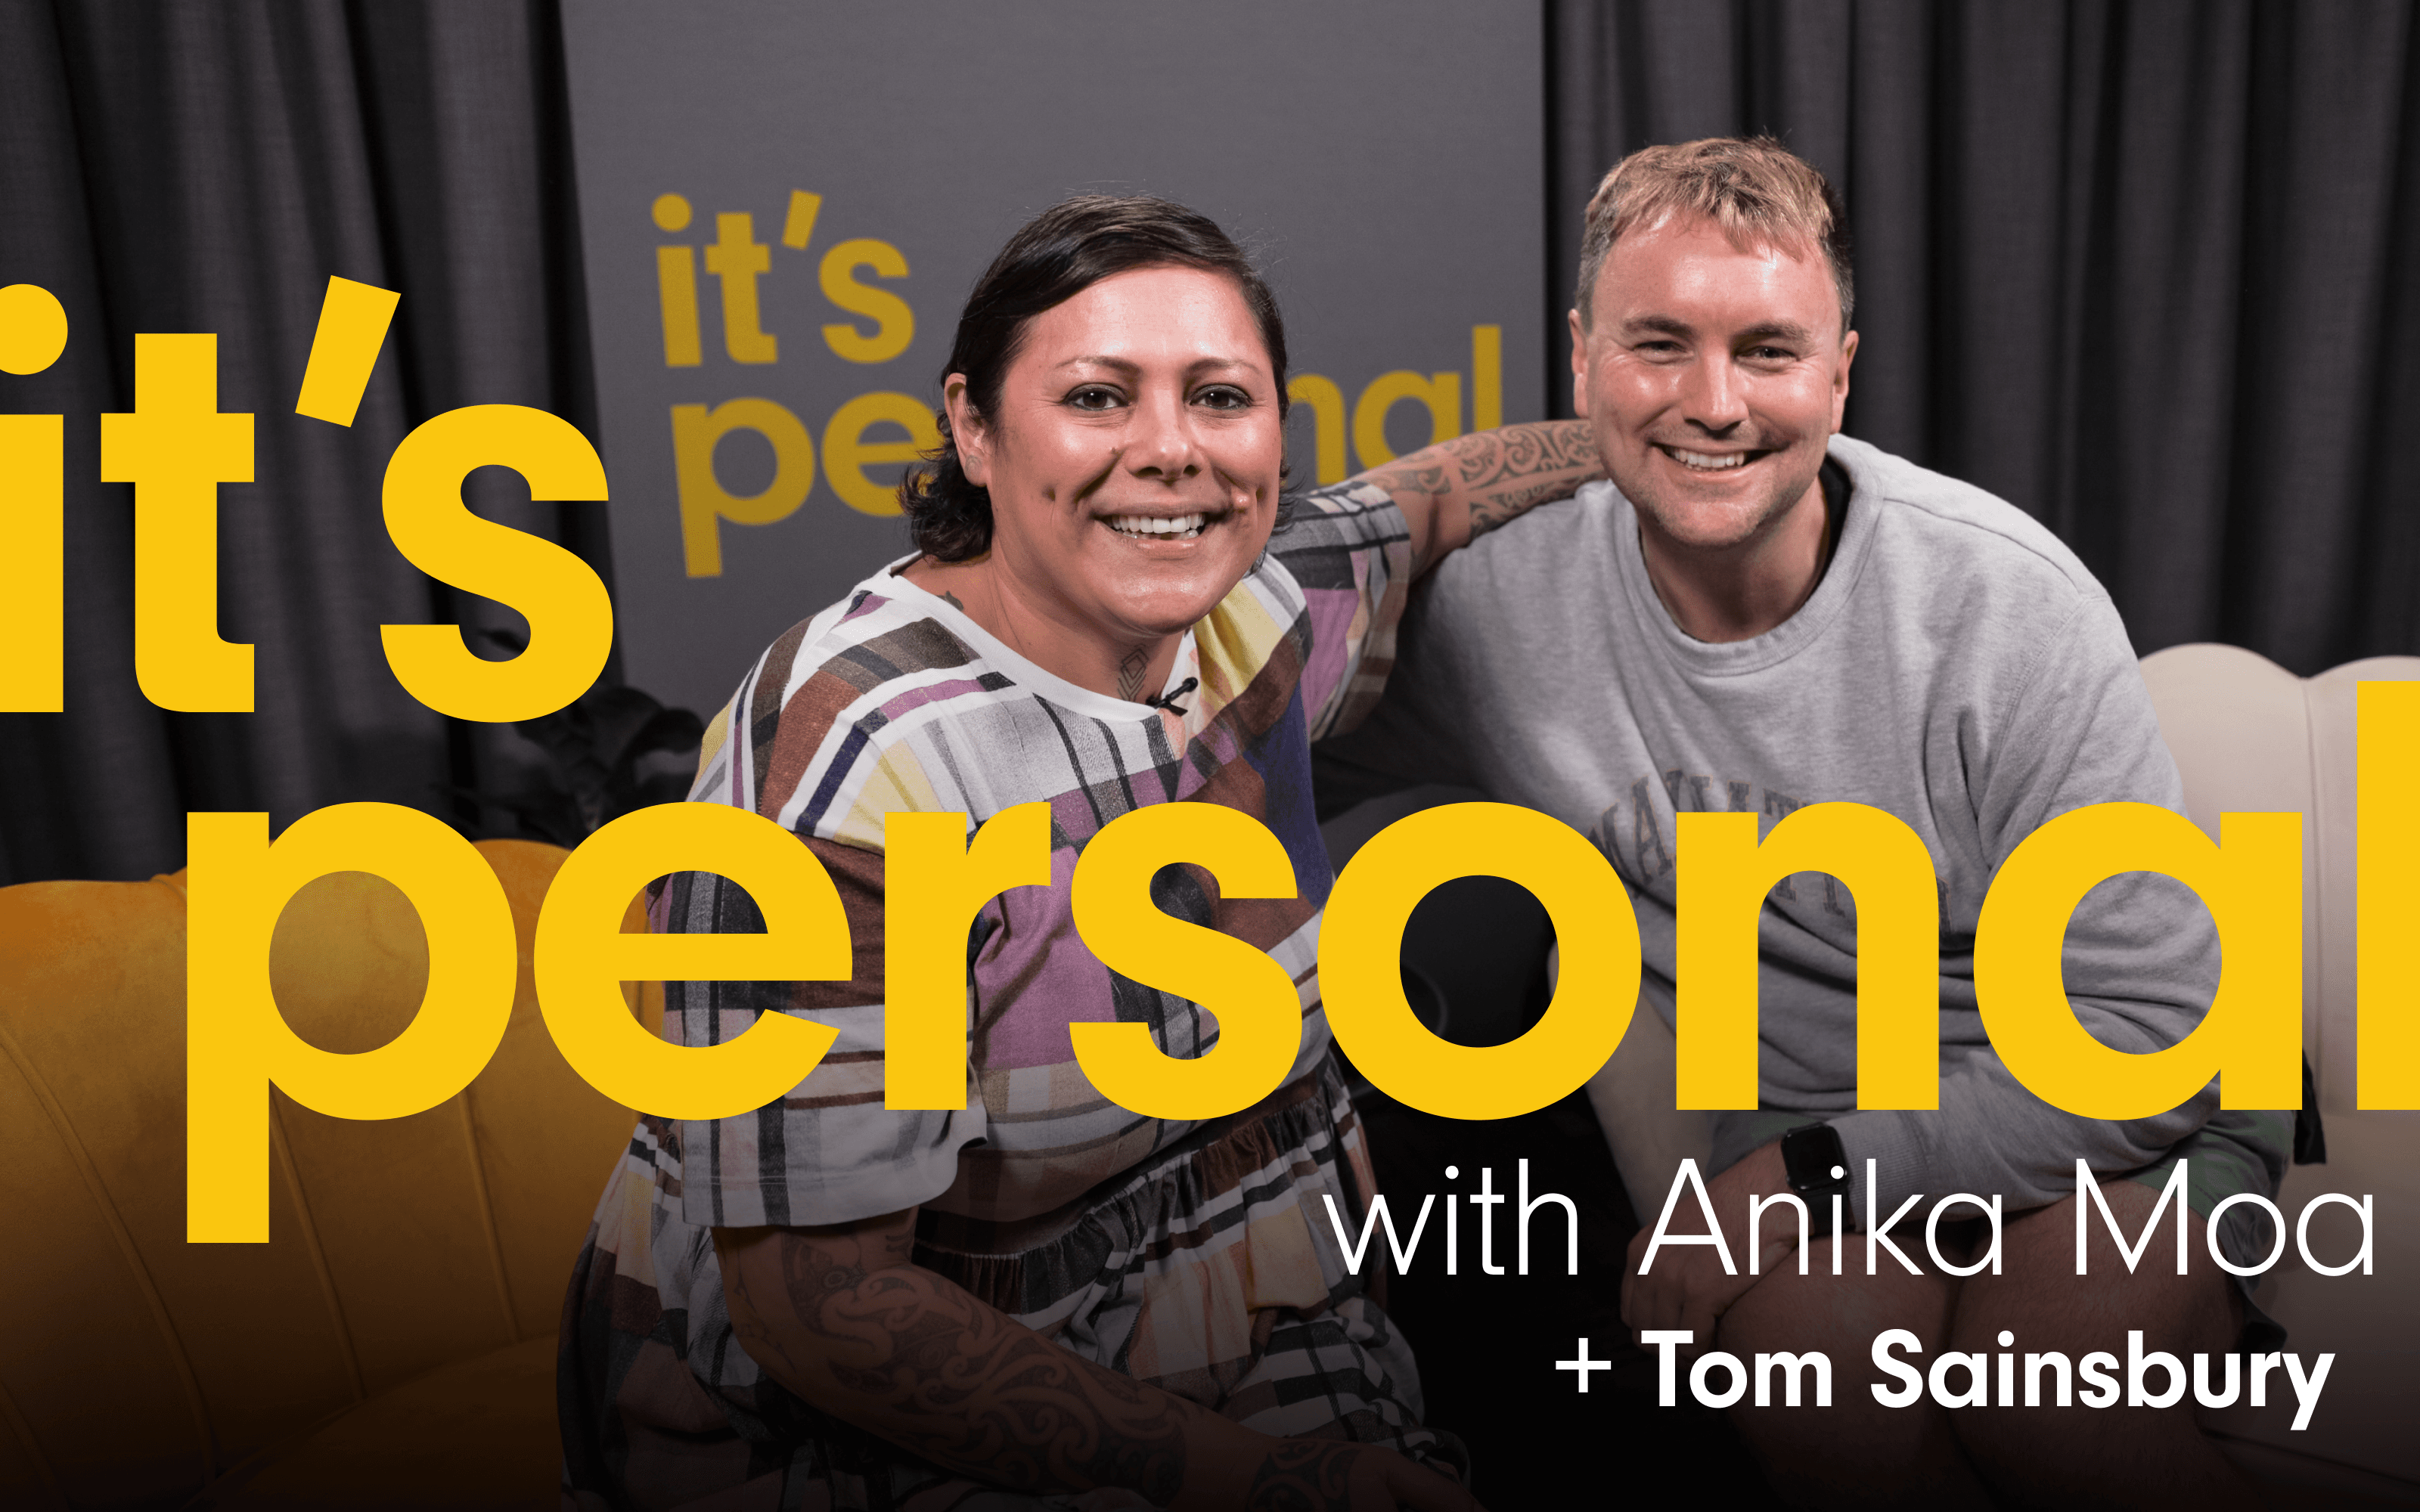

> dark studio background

[
  {"left": 5, "top": 0, "right": 2418, "bottom": 888},
  {"left": 3, "top": 3, "right": 2418, "bottom": 1501},
  {"left": 0, "top": 0, "right": 602, "bottom": 890}
]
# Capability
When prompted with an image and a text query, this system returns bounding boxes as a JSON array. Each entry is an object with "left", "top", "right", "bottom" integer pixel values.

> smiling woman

[
  {"left": 904, "top": 205, "right": 1292, "bottom": 705},
  {"left": 556, "top": 195, "right": 1603, "bottom": 1512}
]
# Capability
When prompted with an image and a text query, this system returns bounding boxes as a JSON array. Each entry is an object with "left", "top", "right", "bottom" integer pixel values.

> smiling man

[{"left": 1323, "top": 138, "right": 2288, "bottom": 1510}]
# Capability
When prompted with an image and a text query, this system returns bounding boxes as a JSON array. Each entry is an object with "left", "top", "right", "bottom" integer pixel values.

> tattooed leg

[
  {"left": 721, "top": 1218, "right": 1188, "bottom": 1503},
  {"left": 714, "top": 1219, "right": 1479, "bottom": 1512}
]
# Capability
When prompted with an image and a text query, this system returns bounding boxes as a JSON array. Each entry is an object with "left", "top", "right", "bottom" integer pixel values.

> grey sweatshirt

[{"left": 1323, "top": 434, "right": 2238, "bottom": 1217}]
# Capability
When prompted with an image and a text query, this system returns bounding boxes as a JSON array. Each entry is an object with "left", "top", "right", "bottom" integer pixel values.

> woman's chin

[
  {"left": 1091, "top": 542, "right": 1258, "bottom": 626},
  {"left": 1097, "top": 577, "right": 1232, "bottom": 637},
  {"left": 1118, "top": 596, "right": 1229, "bottom": 639}
]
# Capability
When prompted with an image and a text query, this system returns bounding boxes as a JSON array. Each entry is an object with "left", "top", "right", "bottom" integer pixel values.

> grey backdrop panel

[{"left": 565, "top": 2, "right": 1544, "bottom": 720}]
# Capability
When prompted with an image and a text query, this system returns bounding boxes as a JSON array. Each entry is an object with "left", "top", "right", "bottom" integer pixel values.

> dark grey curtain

[
  {"left": 0, "top": 0, "right": 601, "bottom": 887},
  {"left": 11, "top": 2, "right": 2418, "bottom": 882},
  {"left": 1549, "top": 0, "right": 2420, "bottom": 675}
]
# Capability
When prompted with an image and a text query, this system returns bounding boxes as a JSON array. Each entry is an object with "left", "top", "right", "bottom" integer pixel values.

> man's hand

[{"left": 1619, "top": 1139, "right": 1798, "bottom": 1352}]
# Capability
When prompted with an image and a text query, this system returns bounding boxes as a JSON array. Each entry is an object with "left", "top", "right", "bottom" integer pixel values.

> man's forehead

[{"left": 1591, "top": 215, "right": 1841, "bottom": 330}]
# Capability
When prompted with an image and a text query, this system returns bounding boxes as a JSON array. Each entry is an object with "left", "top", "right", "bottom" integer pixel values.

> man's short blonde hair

[{"left": 1574, "top": 136, "right": 1853, "bottom": 334}]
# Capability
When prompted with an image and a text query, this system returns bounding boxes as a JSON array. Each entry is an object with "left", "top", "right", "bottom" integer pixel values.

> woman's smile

[
  {"left": 914, "top": 262, "right": 1286, "bottom": 698},
  {"left": 1100, "top": 510, "right": 1213, "bottom": 540}
]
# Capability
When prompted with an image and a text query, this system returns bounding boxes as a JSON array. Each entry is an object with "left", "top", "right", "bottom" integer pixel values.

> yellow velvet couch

[{"left": 0, "top": 841, "right": 651, "bottom": 1510}]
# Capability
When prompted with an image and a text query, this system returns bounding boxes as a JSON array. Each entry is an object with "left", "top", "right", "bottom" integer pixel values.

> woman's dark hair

[{"left": 900, "top": 194, "right": 1292, "bottom": 562}]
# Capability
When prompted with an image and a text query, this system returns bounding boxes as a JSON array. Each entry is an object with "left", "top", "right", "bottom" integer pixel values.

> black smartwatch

[{"left": 1780, "top": 1122, "right": 1851, "bottom": 1200}]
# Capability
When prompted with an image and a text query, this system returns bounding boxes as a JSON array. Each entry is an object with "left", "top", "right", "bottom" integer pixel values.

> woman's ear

[{"left": 945, "top": 375, "right": 989, "bottom": 486}]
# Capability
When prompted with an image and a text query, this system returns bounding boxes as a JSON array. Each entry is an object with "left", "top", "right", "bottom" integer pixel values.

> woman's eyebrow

[
  {"left": 1048, "top": 354, "right": 1264, "bottom": 375},
  {"left": 1052, "top": 355, "right": 1143, "bottom": 375}
]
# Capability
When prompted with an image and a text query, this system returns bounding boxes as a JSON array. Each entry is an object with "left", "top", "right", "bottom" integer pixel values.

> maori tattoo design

[
  {"left": 1450, "top": 418, "right": 1601, "bottom": 538},
  {"left": 1467, "top": 476, "right": 1584, "bottom": 536},
  {"left": 1364, "top": 418, "right": 1602, "bottom": 571},
  {"left": 1243, "top": 1439, "right": 1370, "bottom": 1511},
  {"left": 721, "top": 1224, "right": 1190, "bottom": 1504}
]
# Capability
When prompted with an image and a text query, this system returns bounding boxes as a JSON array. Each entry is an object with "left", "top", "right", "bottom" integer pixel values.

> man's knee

[
  {"left": 1715, "top": 1239, "right": 1967, "bottom": 1489},
  {"left": 1956, "top": 1186, "right": 2244, "bottom": 1354},
  {"left": 1720, "top": 1236, "right": 1962, "bottom": 1361},
  {"left": 1946, "top": 1188, "right": 2246, "bottom": 1476}
]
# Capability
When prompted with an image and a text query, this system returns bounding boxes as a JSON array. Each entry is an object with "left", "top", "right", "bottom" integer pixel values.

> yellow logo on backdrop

[
  {"left": 653, "top": 189, "right": 936, "bottom": 575},
  {"left": 650, "top": 188, "right": 1511, "bottom": 567},
  {"left": 1289, "top": 324, "right": 1504, "bottom": 483}
]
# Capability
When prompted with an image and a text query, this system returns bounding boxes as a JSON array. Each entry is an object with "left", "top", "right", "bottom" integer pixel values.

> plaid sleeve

[
  {"left": 661, "top": 832, "right": 987, "bottom": 1228},
  {"left": 1266, "top": 481, "right": 1413, "bottom": 738}
]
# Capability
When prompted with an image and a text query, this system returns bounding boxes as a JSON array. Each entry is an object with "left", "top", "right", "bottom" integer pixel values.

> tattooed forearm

[
  {"left": 1367, "top": 420, "right": 1599, "bottom": 507},
  {"left": 1447, "top": 417, "right": 1599, "bottom": 490},
  {"left": 1470, "top": 477, "right": 1581, "bottom": 539},
  {"left": 1358, "top": 459, "right": 1450, "bottom": 504},
  {"left": 718, "top": 1221, "right": 1190, "bottom": 1505},
  {"left": 1354, "top": 420, "right": 1604, "bottom": 578},
  {"left": 1362, "top": 462, "right": 1457, "bottom": 572},
  {"left": 1445, "top": 420, "right": 1600, "bottom": 550}
]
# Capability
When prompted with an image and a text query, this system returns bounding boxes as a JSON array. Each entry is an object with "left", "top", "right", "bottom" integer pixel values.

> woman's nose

[{"left": 1126, "top": 389, "right": 1199, "bottom": 477}]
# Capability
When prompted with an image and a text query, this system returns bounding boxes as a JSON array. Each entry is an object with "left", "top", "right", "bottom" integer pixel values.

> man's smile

[{"left": 1656, "top": 444, "right": 1768, "bottom": 473}]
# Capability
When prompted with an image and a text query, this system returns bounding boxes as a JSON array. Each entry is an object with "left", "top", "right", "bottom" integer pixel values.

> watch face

[{"left": 1783, "top": 1124, "right": 1848, "bottom": 1191}]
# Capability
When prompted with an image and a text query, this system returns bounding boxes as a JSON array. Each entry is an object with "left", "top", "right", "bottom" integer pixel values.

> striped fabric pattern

[{"left": 562, "top": 484, "right": 1461, "bottom": 1509}]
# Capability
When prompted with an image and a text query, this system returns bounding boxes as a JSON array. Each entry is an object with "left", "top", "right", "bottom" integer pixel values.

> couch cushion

[
  {"left": 200, "top": 1334, "right": 560, "bottom": 1510},
  {"left": 2139, "top": 644, "right": 2420, "bottom": 1484},
  {"left": 0, "top": 841, "right": 644, "bottom": 1507}
]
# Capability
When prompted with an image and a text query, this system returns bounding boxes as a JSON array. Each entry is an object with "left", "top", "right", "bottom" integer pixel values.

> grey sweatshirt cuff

[{"left": 1828, "top": 1110, "right": 1931, "bottom": 1234}]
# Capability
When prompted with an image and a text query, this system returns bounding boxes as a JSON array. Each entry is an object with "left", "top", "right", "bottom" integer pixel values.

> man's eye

[
  {"left": 1193, "top": 385, "right": 1252, "bottom": 411},
  {"left": 1746, "top": 346, "right": 1795, "bottom": 362},
  {"left": 1066, "top": 386, "right": 1124, "bottom": 411}
]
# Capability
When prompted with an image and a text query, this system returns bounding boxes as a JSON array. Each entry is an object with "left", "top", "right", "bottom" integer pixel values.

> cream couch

[{"left": 2139, "top": 646, "right": 2419, "bottom": 1495}]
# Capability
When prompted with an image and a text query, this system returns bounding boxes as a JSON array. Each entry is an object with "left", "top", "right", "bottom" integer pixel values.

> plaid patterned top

[{"left": 562, "top": 484, "right": 1461, "bottom": 1508}]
